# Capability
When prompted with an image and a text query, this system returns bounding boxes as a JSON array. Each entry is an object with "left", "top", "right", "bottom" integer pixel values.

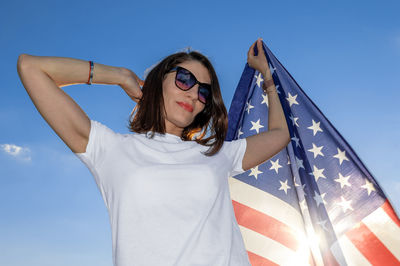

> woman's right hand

[
  {"left": 119, "top": 68, "right": 144, "bottom": 103},
  {"left": 247, "top": 38, "right": 270, "bottom": 76}
]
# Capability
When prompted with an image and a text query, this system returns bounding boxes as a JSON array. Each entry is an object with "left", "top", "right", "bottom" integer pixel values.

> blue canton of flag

[{"left": 226, "top": 41, "right": 400, "bottom": 266}]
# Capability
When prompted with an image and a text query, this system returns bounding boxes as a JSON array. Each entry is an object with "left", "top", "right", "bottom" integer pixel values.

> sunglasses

[{"left": 169, "top": 66, "right": 212, "bottom": 104}]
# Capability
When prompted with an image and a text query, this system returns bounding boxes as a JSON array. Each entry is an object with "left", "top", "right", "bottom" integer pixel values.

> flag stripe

[
  {"left": 228, "top": 177, "right": 304, "bottom": 232},
  {"left": 363, "top": 205, "right": 400, "bottom": 260},
  {"left": 247, "top": 251, "right": 279, "bottom": 266},
  {"left": 238, "top": 225, "right": 310, "bottom": 265},
  {"left": 331, "top": 236, "right": 372, "bottom": 266},
  {"left": 227, "top": 42, "right": 400, "bottom": 266},
  {"left": 346, "top": 222, "right": 399, "bottom": 265},
  {"left": 382, "top": 200, "right": 400, "bottom": 227},
  {"left": 232, "top": 200, "right": 300, "bottom": 251}
]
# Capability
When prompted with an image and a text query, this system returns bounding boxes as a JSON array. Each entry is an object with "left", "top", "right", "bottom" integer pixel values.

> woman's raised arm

[
  {"left": 16, "top": 54, "right": 128, "bottom": 153},
  {"left": 242, "top": 39, "right": 291, "bottom": 171}
]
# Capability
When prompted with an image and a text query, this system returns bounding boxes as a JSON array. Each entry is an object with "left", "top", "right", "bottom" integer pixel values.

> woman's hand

[
  {"left": 247, "top": 38, "right": 271, "bottom": 77},
  {"left": 119, "top": 68, "right": 144, "bottom": 103}
]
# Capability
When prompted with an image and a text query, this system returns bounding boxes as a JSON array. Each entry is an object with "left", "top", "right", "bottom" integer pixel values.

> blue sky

[{"left": 1, "top": 0, "right": 399, "bottom": 265}]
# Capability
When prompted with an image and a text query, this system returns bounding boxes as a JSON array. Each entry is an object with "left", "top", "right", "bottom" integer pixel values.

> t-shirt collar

[{"left": 145, "top": 131, "right": 184, "bottom": 143}]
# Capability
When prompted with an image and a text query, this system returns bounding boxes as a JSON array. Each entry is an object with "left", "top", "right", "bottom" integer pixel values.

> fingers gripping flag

[{"left": 226, "top": 41, "right": 400, "bottom": 266}]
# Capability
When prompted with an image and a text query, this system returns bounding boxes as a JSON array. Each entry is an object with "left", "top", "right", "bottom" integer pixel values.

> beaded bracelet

[
  {"left": 86, "top": 61, "right": 94, "bottom": 85},
  {"left": 262, "top": 78, "right": 277, "bottom": 94}
]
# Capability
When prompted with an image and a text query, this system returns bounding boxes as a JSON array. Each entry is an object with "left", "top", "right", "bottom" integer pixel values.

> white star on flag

[
  {"left": 255, "top": 72, "right": 263, "bottom": 87},
  {"left": 249, "top": 119, "right": 264, "bottom": 134},
  {"left": 361, "top": 179, "right": 376, "bottom": 196},
  {"left": 313, "top": 191, "right": 327, "bottom": 207},
  {"left": 312, "top": 165, "right": 326, "bottom": 182},
  {"left": 226, "top": 40, "right": 400, "bottom": 266},
  {"left": 289, "top": 114, "right": 299, "bottom": 127},
  {"left": 308, "top": 143, "right": 324, "bottom": 158},
  {"left": 261, "top": 93, "right": 269, "bottom": 106},
  {"left": 279, "top": 179, "right": 291, "bottom": 194},
  {"left": 337, "top": 196, "right": 354, "bottom": 213},
  {"left": 270, "top": 159, "right": 282, "bottom": 174},
  {"left": 286, "top": 92, "right": 299, "bottom": 107},
  {"left": 308, "top": 119, "right": 323, "bottom": 136},
  {"left": 334, "top": 173, "right": 351, "bottom": 189},
  {"left": 245, "top": 101, "right": 254, "bottom": 114},
  {"left": 333, "top": 148, "right": 350, "bottom": 165},
  {"left": 249, "top": 165, "right": 262, "bottom": 180}
]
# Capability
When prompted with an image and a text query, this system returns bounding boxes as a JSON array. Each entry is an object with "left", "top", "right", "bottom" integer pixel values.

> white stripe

[
  {"left": 239, "top": 225, "right": 310, "bottom": 266},
  {"left": 363, "top": 207, "right": 400, "bottom": 260},
  {"left": 228, "top": 176, "right": 304, "bottom": 232},
  {"left": 331, "top": 236, "right": 372, "bottom": 266}
]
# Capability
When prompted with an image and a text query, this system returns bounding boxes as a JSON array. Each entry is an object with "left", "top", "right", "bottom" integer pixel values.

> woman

[{"left": 17, "top": 38, "right": 290, "bottom": 266}]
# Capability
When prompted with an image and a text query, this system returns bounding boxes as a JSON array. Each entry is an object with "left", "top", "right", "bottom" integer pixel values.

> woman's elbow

[{"left": 17, "top": 54, "right": 34, "bottom": 73}]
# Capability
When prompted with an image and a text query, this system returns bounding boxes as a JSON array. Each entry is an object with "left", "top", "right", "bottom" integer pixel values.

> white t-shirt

[{"left": 74, "top": 119, "right": 251, "bottom": 266}]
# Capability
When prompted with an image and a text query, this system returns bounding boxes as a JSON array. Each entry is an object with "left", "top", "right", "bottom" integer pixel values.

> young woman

[{"left": 17, "top": 38, "right": 290, "bottom": 266}]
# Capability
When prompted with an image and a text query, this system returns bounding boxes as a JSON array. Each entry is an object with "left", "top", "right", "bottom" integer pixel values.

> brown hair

[{"left": 127, "top": 50, "right": 227, "bottom": 156}]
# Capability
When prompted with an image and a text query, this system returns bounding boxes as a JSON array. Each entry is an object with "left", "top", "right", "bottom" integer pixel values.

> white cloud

[{"left": 1, "top": 143, "right": 31, "bottom": 161}]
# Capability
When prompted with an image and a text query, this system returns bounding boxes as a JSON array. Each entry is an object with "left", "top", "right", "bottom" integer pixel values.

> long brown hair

[{"left": 127, "top": 51, "right": 227, "bottom": 156}]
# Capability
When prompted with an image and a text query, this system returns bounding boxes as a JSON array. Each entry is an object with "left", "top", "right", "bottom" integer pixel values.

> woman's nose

[{"left": 185, "top": 84, "right": 199, "bottom": 101}]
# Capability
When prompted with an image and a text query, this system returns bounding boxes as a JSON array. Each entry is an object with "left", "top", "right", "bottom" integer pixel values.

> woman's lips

[{"left": 177, "top": 102, "right": 193, "bottom": 112}]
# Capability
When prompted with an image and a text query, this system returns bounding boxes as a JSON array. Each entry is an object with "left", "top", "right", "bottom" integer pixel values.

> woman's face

[{"left": 162, "top": 60, "right": 211, "bottom": 136}]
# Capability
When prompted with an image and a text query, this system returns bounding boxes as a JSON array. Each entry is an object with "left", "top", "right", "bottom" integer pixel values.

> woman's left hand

[
  {"left": 247, "top": 38, "right": 271, "bottom": 76},
  {"left": 119, "top": 68, "right": 145, "bottom": 103}
]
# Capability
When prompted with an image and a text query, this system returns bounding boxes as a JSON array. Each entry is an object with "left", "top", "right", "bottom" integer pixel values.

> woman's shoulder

[
  {"left": 220, "top": 138, "right": 247, "bottom": 154},
  {"left": 89, "top": 119, "right": 136, "bottom": 142}
]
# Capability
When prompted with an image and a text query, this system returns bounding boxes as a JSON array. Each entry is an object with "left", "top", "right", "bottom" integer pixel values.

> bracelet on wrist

[
  {"left": 265, "top": 88, "right": 278, "bottom": 94},
  {"left": 87, "top": 61, "right": 94, "bottom": 85},
  {"left": 263, "top": 78, "right": 274, "bottom": 88},
  {"left": 262, "top": 78, "right": 277, "bottom": 94}
]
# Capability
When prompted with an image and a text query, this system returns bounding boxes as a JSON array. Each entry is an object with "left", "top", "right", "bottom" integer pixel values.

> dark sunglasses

[{"left": 169, "top": 66, "right": 212, "bottom": 104}]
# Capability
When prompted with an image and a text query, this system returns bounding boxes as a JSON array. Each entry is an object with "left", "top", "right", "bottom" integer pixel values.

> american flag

[{"left": 226, "top": 41, "right": 400, "bottom": 265}]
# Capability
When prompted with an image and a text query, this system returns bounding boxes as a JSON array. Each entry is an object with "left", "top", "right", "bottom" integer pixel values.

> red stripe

[
  {"left": 322, "top": 250, "right": 340, "bottom": 266},
  {"left": 232, "top": 200, "right": 300, "bottom": 251},
  {"left": 308, "top": 253, "right": 316, "bottom": 266},
  {"left": 247, "top": 250, "right": 279, "bottom": 266},
  {"left": 382, "top": 200, "right": 400, "bottom": 227},
  {"left": 346, "top": 222, "right": 399, "bottom": 265}
]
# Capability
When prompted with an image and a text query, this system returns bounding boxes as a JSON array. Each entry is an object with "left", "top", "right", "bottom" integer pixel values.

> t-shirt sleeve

[
  {"left": 73, "top": 119, "right": 117, "bottom": 169},
  {"left": 222, "top": 138, "right": 248, "bottom": 177}
]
